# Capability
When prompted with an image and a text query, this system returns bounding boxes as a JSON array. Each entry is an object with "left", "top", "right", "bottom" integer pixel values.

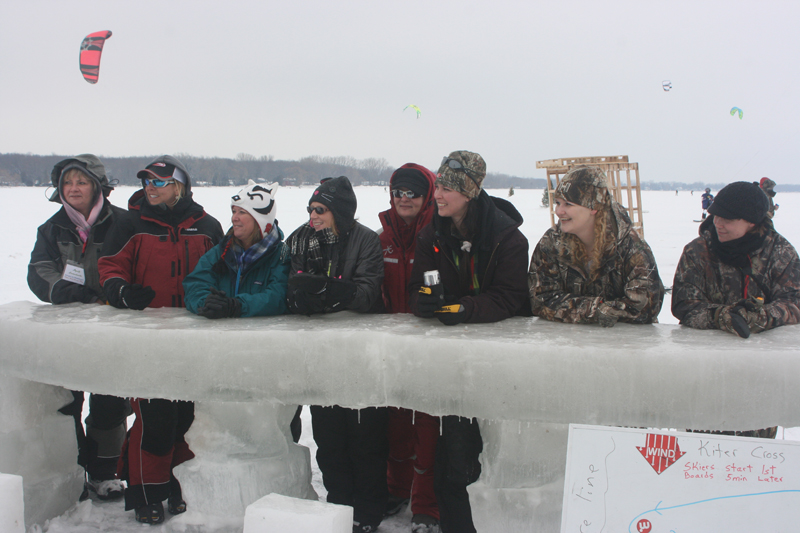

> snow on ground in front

[{"left": 1, "top": 186, "right": 798, "bottom": 532}]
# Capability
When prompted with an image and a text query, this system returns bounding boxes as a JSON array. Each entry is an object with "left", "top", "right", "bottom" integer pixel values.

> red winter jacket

[
  {"left": 379, "top": 164, "right": 437, "bottom": 313},
  {"left": 99, "top": 189, "right": 223, "bottom": 308}
]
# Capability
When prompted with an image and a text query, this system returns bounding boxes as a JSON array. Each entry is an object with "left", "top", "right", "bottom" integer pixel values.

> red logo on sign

[
  {"left": 637, "top": 433, "right": 686, "bottom": 474},
  {"left": 636, "top": 518, "right": 652, "bottom": 532}
]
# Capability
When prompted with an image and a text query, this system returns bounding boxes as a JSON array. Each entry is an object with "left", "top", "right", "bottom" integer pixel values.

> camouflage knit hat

[
  {"left": 435, "top": 151, "right": 486, "bottom": 199},
  {"left": 555, "top": 167, "right": 611, "bottom": 210}
]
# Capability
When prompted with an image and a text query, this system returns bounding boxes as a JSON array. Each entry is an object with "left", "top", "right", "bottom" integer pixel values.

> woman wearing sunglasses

[
  {"left": 28, "top": 154, "right": 130, "bottom": 503},
  {"left": 377, "top": 163, "right": 442, "bottom": 532},
  {"left": 528, "top": 166, "right": 663, "bottom": 326},
  {"left": 183, "top": 180, "right": 289, "bottom": 320},
  {"left": 285, "top": 176, "right": 386, "bottom": 533},
  {"left": 98, "top": 155, "right": 223, "bottom": 525},
  {"left": 409, "top": 151, "right": 530, "bottom": 533}
]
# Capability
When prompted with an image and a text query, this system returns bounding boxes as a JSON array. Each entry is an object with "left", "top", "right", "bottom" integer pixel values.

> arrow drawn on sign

[{"left": 627, "top": 490, "right": 800, "bottom": 533}]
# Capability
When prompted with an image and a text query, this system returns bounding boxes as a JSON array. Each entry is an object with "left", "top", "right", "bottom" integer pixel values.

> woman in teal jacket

[{"left": 184, "top": 180, "right": 289, "bottom": 318}]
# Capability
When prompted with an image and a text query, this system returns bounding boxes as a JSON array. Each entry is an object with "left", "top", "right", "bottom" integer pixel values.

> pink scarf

[{"left": 61, "top": 193, "right": 104, "bottom": 243}]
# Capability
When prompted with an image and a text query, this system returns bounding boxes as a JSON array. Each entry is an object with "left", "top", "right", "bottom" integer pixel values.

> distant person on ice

[
  {"left": 378, "top": 163, "right": 441, "bottom": 532},
  {"left": 285, "top": 176, "right": 386, "bottom": 533},
  {"left": 99, "top": 155, "right": 223, "bottom": 524},
  {"left": 28, "top": 154, "right": 129, "bottom": 502},
  {"left": 672, "top": 180, "right": 800, "bottom": 340},
  {"left": 528, "top": 166, "right": 664, "bottom": 325},
  {"left": 701, "top": 187, "right": 714, "bottom": 219},
  {"left": 759, "top": 177, "right": 779, "bottom": 218},
  {"left": 409, "top": 151, "right": 529, "bottom": 533}
]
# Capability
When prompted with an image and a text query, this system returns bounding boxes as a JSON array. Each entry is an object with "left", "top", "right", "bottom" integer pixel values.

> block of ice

[
  {"left": 0, "top": 473, "right": 25, "bottom": 533},
  {"left": 243, "top": 493, "right": 353, "bottom": 533},
  {"left": 0, "top": 376, "right": 83, "bottom": 529}
]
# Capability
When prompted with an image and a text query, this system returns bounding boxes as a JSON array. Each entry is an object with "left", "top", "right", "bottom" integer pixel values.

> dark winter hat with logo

[
  {"left": 435, "top": 150, "right": 486, "bottom": 199},
  {"left": 708, "top": 181, "right": 769, "bottom": 224},
  {"left": 555, "top": 166, "right": 611, "bottom": 210},
  {"left": 49, "top": 154, "right": 114, "bottom": 203},
  {"left": 309, "top": 176, "right": 357, "bottom": 232}
]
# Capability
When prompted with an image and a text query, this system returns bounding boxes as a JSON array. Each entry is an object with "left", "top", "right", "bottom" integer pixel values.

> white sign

[{"left": 561, "top": 424, "right": 800, "bottom": 533}]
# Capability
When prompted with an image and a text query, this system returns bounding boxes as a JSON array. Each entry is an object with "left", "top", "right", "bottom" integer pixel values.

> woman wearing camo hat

[
  {"left": 183, "top": 180, "right": 290, "bottom": 319},
  {"left": 528, "top": 166, "right": 664, "bottom": 326},
  {"left": 409, "top": 150, "right": 529, "bottom": 533}
]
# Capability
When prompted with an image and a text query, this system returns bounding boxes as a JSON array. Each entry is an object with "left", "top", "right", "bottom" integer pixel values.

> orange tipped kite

[{"left": 79, "top": 31, "right": 112, "bottom": 84}]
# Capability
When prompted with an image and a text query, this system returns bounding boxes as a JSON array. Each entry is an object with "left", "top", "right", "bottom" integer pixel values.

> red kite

[{"left": 79, "top": 31, "right": 112, "bottom": 84}]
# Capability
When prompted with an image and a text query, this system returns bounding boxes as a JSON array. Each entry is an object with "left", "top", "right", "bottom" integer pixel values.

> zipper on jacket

[{"left": 185, "top": 241, "right": 191, "bottom": 278}]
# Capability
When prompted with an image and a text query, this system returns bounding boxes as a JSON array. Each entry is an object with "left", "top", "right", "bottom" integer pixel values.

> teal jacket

[{"left": 183, "top": 229, "right": 291, "bottom": 317}]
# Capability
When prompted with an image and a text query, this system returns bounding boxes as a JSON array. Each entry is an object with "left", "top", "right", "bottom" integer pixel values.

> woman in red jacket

[
  {"left": 99, "top": 155, "right": 223, "bottom": 524},
  {"left": 378, "top": 164, "right": 441, "bottom": 532}
]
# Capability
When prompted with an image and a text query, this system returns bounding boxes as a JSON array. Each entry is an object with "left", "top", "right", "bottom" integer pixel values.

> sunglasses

[
  {"left": 307, "top": 205, "right": 329, "bottom": 215},
  {"left": 391, "top": 189, "right": 421, "bottom": 199},
  {"left": 441, "top": 157, "right": 481, "bottom": 186},
  {"left": 142, "top": 178, "right": 175, "bottom": 188}
]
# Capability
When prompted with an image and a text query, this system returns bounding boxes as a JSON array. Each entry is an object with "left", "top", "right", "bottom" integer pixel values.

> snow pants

[
  {"left": 434, "top": 416, "right": 483, "bottom": 533},
  {"left": 119, "top": 398, "right": 195, "bottom": 511},
  {"left": 59, "top": 390, "right": 130, "bottom": 481},
  {"left": 387, "top": 407, "right": 440, "bottom": 519},
  {"left": 311, "top": 405, "right": 389, "bottom": 529}
]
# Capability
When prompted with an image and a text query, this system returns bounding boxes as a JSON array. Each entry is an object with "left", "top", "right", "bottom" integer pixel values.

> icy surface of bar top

[{"left": 2, "top": 300, "right": 799, "bottom": 430}]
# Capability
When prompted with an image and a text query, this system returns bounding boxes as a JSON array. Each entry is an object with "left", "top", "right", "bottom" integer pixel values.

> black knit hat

[
  {"left": 391, "top": 167, "right": 430, "bottom": 197},
  {"left": 309, "top": 176, "right": 357, "bottom": 232},
  {"left": 708, "top": 181, "right": 769, "bottom": 224}
]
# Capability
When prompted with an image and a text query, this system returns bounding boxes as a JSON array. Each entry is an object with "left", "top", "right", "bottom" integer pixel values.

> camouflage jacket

[
  {"left": 672, "top": 218, "right": 800, "bottom": 330},
  {"left": 528, "top": 203, "right": 664, "bottom": 324}
]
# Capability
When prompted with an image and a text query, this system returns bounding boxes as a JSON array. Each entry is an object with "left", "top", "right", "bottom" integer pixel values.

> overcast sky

[{"left": 2, "top": 0, "right": 798, "bottom": 183}]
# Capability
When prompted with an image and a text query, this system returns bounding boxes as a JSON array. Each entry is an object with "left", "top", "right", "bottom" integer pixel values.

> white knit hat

[{"left": 231, "top": 180, "right": 279, "bottom": 236}]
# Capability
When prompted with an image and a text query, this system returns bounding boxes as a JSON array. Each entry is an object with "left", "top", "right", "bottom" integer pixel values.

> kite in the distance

[
  {"left": 662, "top": 80, "right": 672, "bottom": 91},
  {"left": 404, "top": 104, "right": 421, "bottom": 119},
  {"left": 79, "top": 31, "right": 112, "bottom": 84},
  {"left": 730, "top": 107, "right": 743, "bottom": 119}
]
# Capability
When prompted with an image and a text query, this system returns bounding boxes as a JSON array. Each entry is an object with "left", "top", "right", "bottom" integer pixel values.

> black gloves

[
  {"left": 325, "top": 278, "right": 357, "bottom": 310},
  {"left": 113, "top": 283, "right": 156, "bottom": 310},
  {"left": 287, "top": 274, "right": 357, "bottom": 315},
  {"left": 54, "top": 283, "right": 101, "bottom": 305},
  {"left": 197, "top": 287, "right": 242, "bottom": 319},
  {"left": 436, "top": 301, "right": 466, "bottom": 326},
  {"left": 417, "top": 285, "right": 445, "bottom": 318}
]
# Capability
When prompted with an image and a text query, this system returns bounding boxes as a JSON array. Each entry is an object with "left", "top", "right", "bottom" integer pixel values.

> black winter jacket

[{"left": 409, "top": 191, "right": 530, "bottom": 323}]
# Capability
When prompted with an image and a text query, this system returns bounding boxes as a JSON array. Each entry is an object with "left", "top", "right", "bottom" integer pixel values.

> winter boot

[
  {"left": 385, "top": 494, "right": 409, "bottom": 517},
  {"left": 167, "top": 474, "right": 186, "bottom": 514},
  {"left": 353, "top": 522, "right": 379, "bottom": 533},
  {"left": 412, "top": 513, "right": 442, "bottom": 533},
  {"left": 135, "top": 501, "right": 165, "bottom": 525},
  {"left": 84, "top": 473, "right": 124, "bottom": 501}
]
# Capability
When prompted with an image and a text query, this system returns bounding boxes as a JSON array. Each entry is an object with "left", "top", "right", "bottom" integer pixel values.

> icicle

[
  {"left": 358, "top": 408, "right": 361, "bottom": 424},
  {"left": 412, "top": 410, "right": 416, "bottom": 425}
]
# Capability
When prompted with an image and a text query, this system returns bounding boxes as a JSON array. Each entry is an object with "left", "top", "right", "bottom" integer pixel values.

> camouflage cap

[
  {"left": 435, "top": 150, "right": 486, "bottom": 199},
  {"left": 555, "top": 167, "right": 611, "bottom": 210}
]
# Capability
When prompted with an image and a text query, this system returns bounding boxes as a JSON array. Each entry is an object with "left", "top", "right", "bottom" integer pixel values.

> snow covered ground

[{"left": 1, "top": 185, "right": 798, "bottom": 532}]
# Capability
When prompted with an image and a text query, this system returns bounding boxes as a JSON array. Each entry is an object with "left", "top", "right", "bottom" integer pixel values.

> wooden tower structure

[{"left": 535, "top": 155, "right": 645, "bottom": 237}]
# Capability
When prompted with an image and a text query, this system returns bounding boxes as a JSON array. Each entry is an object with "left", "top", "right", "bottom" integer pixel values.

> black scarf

[{"left": 709, "top": 225, "right": 766, "bottom": 270}]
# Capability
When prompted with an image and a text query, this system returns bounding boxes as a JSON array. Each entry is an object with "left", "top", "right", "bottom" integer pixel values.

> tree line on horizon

[{"left": 1, "top": 152, "right": 795, "bottom": 192}]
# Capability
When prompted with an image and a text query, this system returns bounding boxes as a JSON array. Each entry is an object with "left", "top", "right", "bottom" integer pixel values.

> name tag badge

[{"left": 62, "top": 260, "right": 86, "bottom": 285}]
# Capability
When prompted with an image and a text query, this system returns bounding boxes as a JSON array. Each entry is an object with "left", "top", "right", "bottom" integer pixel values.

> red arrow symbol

[{"left": 637, "top": 433, "right": 686, "bottom": 474}]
